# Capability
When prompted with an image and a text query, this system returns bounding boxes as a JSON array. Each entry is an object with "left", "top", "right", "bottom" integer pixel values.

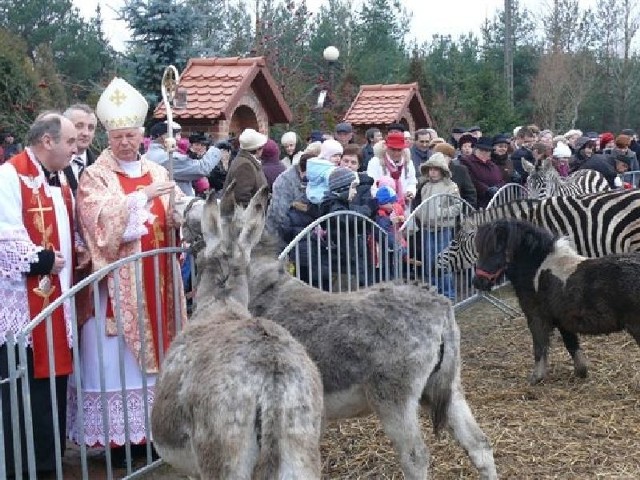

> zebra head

[
  {"left": 523, "top": 157, "right": 560, "bottom": 199},
  {"left": 436, "top": 216, "right": 478, "bottom": 272}
]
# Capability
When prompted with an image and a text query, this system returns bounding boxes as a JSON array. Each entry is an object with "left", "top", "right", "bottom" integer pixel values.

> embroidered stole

[
  {"left": 10, "top": 151, "right": 73, "bottom": 378},
  {"left": 105, "top": 172, "right": 173, "bottom": 368}
]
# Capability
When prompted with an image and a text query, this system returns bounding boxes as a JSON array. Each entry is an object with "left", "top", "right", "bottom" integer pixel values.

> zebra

[
  {"left": 437, "top": 189, "right": 640, "bottom": 272},
  {"left": 522, "top": 157, "right": 611, "bottom": 199}
]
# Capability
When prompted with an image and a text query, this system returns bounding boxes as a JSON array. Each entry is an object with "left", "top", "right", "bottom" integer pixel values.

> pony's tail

[{"left": 423, "top": 304, "right": 458, "bottom": 435}]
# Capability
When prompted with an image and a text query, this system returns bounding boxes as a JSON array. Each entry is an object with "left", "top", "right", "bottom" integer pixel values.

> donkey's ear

[
  {"left": 239, "top": 186, "right": 270, "bottom": 250},
  {"left": 201, "top": 191, "right": 222, "bottom": 246},
  {"left": 521, "top": 159, "right": 535, "bottom": 174},
  {"left": 220, "top": 179, "right": 237, "bottom": 219}
]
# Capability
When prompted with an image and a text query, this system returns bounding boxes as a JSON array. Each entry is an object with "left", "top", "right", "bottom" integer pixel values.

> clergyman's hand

[
  {"left": 51, "top": 251, "right": 66, "bottom": 275},
  {"left": 144, "top": 181, "right": 176, "bottom": 201}
]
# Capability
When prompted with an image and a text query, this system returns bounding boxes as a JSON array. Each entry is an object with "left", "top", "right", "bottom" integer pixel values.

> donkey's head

[{"left": 196, "top": 182, "right": 270, "bottom": 309}]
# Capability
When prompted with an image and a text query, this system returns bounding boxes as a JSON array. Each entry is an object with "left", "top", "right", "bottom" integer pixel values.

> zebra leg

[{"left": 558, "top": 328, "right": 588, "bottom": 378}]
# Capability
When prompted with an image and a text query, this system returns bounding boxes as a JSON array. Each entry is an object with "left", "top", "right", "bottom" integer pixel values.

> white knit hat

[
  {"left": 96, "top": 77, "right": 148, "bottom": 131},
  {"left": 319, "top": 139, "right": 343, "bottom": 160},
  {"left": 281, "top": 131, "right": 297, "bottom": 145},
  {"left": 239, "top": 128, "right": 268, "bottom": 151},
  {"left": 553, "top": 142, "right": 572, "bottom": 158}
]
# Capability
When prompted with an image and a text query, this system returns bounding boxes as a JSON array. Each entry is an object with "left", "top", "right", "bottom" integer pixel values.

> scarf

[{"left": 384, "top": 154, "right": 405, "bottom": 208}]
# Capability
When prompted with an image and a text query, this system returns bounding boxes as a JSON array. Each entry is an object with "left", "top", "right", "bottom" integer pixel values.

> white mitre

[{"left": 96, "top": 77, "right": 149, "bottom": 131}]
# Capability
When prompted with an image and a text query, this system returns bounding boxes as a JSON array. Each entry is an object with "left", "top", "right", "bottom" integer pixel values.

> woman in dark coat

[
  {"left": 208, "top": 140, "right": 233, "bottom": 195},
  {"left": 461, "top": 137, "right": 505, "bottom": 208},
  {"left": 261, "top": 139, "right": 285, "bottom": 189}
]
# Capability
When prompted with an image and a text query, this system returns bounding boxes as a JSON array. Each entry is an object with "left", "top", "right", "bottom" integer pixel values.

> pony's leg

[
  {"left": 370, "top": 392, "right": 429, "bottom": 480},
  {"left": 444, "top": 382, "right": 498, "bottom": 480},
  {"left": 558, "top": 328, "right": 588, "bottom": 378},
  {"left": 526, "top": 314, "right": 553, "bottom": 384}
]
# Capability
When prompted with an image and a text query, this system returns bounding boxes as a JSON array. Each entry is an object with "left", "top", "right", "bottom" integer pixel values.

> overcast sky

[{"left": 74, "top": 0, "right": 551, "bottom": 52}]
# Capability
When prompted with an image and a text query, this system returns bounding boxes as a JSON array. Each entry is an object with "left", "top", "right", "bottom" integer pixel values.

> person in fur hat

[{"left": 413, "top": 152, "right": 461, "bottom": 300}]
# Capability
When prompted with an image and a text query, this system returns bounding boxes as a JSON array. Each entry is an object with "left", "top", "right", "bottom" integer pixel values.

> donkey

[
  {"left": 473, "top": 218, "right": 640, "bottom": 385},
  {"left": 152, "top": 185, "right": 324, "bottom": 480},
  {"left": 179, "top": 205, "right": 498, "bottom": 479}
]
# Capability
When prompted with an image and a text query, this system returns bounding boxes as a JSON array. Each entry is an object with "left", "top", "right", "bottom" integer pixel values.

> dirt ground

[{"left": 59, "top": 285, "right": 640, "bottom": 479}]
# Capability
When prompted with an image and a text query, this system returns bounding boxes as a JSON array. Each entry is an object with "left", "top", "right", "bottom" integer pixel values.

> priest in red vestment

[
  {"left": 0, "top": 112, "right": 79, "bottom": 476},
  {"left": 67, "top": 77, "right": 188, "bottom": 463}
]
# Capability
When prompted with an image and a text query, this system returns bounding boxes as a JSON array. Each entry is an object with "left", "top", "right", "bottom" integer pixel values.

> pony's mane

[{"left": 475, "top": 218, "right": 557, "bottom": 259}]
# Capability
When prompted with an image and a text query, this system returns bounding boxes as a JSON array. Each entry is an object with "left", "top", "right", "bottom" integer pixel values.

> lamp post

[
  {"left": 316, "top": 46, "right": 339, "bottom": 130},
  {"left": 323, "top": 46, "right": 340, "bottom": 107}
]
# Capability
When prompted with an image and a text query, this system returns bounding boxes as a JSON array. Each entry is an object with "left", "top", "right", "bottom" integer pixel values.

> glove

[{"left": 486, "top": 186, "right": 499, "bottom": 197}]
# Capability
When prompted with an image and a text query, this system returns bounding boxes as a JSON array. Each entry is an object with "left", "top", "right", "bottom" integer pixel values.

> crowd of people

[{"left": 1, "top": 73, "right": 640, "bottom": 476}]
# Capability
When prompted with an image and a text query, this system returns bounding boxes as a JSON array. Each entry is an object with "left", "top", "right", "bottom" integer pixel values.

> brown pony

[{"left": 474, "top": 218, "right": 640, "bottom": 384}]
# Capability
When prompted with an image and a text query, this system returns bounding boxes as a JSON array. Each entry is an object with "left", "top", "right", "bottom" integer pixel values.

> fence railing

[{"left": 1, "top": 247, "right": 191, "bottom": 480}]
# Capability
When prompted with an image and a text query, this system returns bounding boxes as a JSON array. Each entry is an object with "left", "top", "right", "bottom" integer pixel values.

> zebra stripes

[
  {"left": 438, "top": 190, "right": 640, "bottom": 271},
  {"left": 523, "top": 159, "right": 610, "bottom": 199}
]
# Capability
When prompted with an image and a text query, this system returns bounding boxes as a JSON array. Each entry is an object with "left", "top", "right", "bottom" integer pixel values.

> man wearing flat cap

[
  {"left": 449, "top": 127, "right": 466, "bottom": 149},
  {"left": 468, "top": 125, "right": 482, "bottom": 139},
  {"left": 223, "top": 128, "right": 269, "bottom": 207},
  {"left": 335, "top": 122, "right": 354, "bottom": 148}
]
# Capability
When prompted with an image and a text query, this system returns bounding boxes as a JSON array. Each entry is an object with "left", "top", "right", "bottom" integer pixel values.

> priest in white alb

[
  {"left": 0, "top": 112, "right": 79, "bottom": 476},
  {"left": 66, "top": 77, "right": 188, "bottom": 462}
]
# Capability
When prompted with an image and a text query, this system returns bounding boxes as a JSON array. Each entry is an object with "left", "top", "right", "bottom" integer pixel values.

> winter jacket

[
  {"left": 414, "top": 154, "right": 461, "bottom": 229},
  {"left": 510, "top": 146, "right": 534, "bottom": 184},
  {"left": 266, "top": 165, "right": 307, "bottom": 243},
  {"left": 410, "top": 145, "right": 431, "bottom": 173},
  {"left": 146, "top": 142, "right": 221, "bottom": 196},
  {"left": 461, "top": 154, "right": 505, "bottom": 209},
  {"left": 578, "top": 154, "right": 620, "bottom": 189},
  {"left": 222, "top": 149, "right": 268, "bottom": 207}
]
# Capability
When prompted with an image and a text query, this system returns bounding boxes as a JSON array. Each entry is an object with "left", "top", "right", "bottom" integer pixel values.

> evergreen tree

[
  {"left": 120, "top": 0, "right": 200, "bottom": 104},
  {"left": 0, "top": 29, "right": 50, "bottom": 136}
]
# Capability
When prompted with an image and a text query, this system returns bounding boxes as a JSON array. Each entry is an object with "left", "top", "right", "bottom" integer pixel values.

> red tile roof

[
  {"left": 154, "top": 57, "right": 292, "bottom": 123},
  {"left": 343, "top": 83, "right": 432, "bottom": 127}
]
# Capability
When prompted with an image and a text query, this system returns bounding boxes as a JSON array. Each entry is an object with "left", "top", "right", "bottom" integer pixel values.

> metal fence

[
  {"left": 1, "top": 247, "right": 192, "bottom": 480},
  {"left": 1, "top": 183, "right": 529, "bottom": 479},
  {"left": 621, "top": 170, "right": 640, "bottom": 188}
]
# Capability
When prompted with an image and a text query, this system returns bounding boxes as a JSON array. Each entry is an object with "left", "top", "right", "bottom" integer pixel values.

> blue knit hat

[{"left": 376, "top": 186, "right": 397, "bottom": 205}]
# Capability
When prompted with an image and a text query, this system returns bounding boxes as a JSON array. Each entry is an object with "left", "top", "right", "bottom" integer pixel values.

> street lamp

[
  {"left": 316, "top": 46, "right": 340, "bottom": 128},
  {"left": 323, "top": 46, "right": 340, "bottom": 101},
  {"left": 323, "top": 46, "right": 340, "bottom": 63}
]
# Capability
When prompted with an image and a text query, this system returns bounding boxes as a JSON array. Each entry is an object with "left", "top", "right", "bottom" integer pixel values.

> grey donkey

[
  {"left": 153, "top": 185, "right": 323, "bottom": 480},
  {"left": 179, "top": 199, "right": 498, "bottom": 480}
]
